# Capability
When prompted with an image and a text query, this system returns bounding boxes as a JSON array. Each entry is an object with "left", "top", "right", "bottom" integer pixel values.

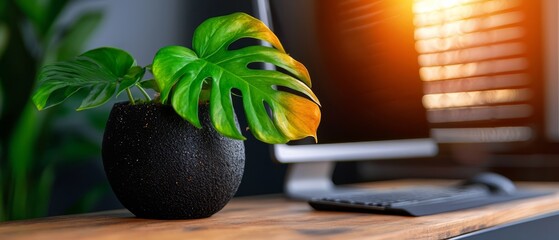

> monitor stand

[
  {"left": 280, "top": 138, "right": 439, "bottom": 199},
  {"left": 285, "top": 161, "right": 360, "bottom": 199}
]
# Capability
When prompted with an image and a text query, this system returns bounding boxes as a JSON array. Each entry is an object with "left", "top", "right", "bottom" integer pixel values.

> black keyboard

[{"left": 309, "top": 185, "right": 550, "bottom": 216}]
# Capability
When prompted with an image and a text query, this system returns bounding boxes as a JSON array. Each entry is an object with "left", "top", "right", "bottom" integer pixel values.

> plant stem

[
  {"left": 126, "top": 88, "right": 135, "bottom": 105},
  {"left": 136, "top": 84, "right": 152, "bottom": 101}
]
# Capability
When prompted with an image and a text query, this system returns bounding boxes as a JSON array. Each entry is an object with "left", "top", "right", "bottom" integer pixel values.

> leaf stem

[
  {"left": 126, "top": 88, "right": 135, "bottom": 105},
  {"left": 136, "top": 84, "right": 152, "bottom": 101}
]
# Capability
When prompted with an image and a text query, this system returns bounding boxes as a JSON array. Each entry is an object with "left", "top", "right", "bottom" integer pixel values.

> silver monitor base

[{"left": 284, "top": 162, "right": 360, "bottom": 199}]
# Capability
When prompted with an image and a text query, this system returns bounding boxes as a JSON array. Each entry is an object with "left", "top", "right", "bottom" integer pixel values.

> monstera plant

[{"left": 32, "top": 12, "right": 321, "bottom": 219}]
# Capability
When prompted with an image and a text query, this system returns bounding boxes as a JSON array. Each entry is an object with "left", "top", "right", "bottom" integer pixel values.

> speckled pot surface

[{"left": 102, "top": 102, "right": 245, "bottom": 219}]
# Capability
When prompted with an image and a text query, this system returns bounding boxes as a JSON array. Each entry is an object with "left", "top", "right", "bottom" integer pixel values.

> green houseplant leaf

[
  {"left": 152, "top": 13, "right": 321, "bottom": 144},
  {"left": 0, "top": 22, "right": 8, "bottom": 58},
  {"left": 32, "top": 47, "right": 137, "bottom": 110},
  {"left": 44, "top": 10, "right": 104, "bottom": 63},
  {"left": 15, "top": 0, "right": 70, "bottom": 36},
  {"left": 32, "top": 12, "right": 321, "bottom": 145}
]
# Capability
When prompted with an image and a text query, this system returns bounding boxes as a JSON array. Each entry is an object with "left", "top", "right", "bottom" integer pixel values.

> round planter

[{"left": 102, "top": 102, "right": 245, "bottom": 219}]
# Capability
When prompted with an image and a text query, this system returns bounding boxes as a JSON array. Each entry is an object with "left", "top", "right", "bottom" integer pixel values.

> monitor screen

[
  {"left": 252, "top": 0, "right": 559, "bottom": 196},
  {"left": 254, "top": 0, "right": 437, "bottom": 164}
]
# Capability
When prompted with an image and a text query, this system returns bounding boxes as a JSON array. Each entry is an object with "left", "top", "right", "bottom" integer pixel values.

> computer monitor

[
  {"left": 255, "top": 0, "right": 559, "bottom": 192},
  {"left": 253, "top": 0, "right": 438, "bottom": 198}
]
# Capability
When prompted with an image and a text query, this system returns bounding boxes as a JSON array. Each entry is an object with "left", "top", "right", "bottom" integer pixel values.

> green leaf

[
  {"left": 15, "top": 0, "right": 70, "bottom": 36},
  {"left": 15, "top": 0, "right": 47, "bottom": 31},
  {"left": 117, "top": 66, "right": 145, "bottom": 96},
  {"left": 0, "top": 77, "right": 3, "bottom": 116},
  {"left": 152, "top": 46, "right": 198, "bottom": 103},
  {"left": 152, "top": 13, "right": 321, "bottom": 144},
  {"left": 0, "top": 1, "right": 6, "bottom": 19},
  {"left": 139, "top": 79, "right": 160, "bottom": 92},
  {"left": 50, "top": 10, "right": 104, "bottom": 62},
  {"left": 7, "top": 103, "right": 42, "bottom": 220},
  {"left": 0, "top": 22, "right": 8, "bottom": 58},
  {"left": 0, "top": 179, "right": 4, "bottom": 221},
  {"left": 32, "top": 47, "right": 137, "bottom": 111}
]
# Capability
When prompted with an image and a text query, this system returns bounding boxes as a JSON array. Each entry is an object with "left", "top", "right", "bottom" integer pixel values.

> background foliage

[{"left": 0, "top": 0, "right": 107, "bottom": 221}]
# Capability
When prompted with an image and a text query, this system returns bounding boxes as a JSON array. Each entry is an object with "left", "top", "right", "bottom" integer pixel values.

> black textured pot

[{"left": 102, "top": 102, "right": 245, "bottom": 219}]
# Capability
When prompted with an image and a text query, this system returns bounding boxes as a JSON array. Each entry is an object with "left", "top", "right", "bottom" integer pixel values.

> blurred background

[
  {"left": 3, "top": 0, "right": 559, "bottom": 222},
  {"left": 0, "top": 0, "right": 285, "bottom": 221},
  {"left": 266, "top": 0, "right": 559, "bottom": 187}
]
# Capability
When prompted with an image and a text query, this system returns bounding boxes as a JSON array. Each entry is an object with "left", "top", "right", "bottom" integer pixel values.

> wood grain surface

[{"left": 1, "top": 180, "right": 559, "bottom": 240}]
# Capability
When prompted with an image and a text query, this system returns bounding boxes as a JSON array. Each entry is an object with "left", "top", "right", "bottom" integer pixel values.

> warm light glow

[
  {"left": 414, "top": 0, "right": 527, "bottom": 83},
  {"left": 413, "top": 0, "right": 478, "bottom": 14},
  {"left": 422, "top": 88, "right": 531, "bottom": 109},
  {"left": 423, "top": 73, "right": 529, "bottom": 94},
  {"left": 483, "top": 0, "right": 522, "bottom": 13},
  {"left": 419, "top": 58, "right": 528, "bottom": 81},
  {"left": 419, "top": 42, "right": 524, "bottom": 66},
  {"left": 414, "top": 0, "right": 532, "bottom": 138},
  {"left": 485, "top": 12, "right": 524, "bottom": 28},
  {"left": 415, "top": 27, "right": 524, "bottom": 53},
  {"left": 414, "top": 0, "right": 522, "bottom": 26},
  {"left": 414, "top": 12, "right": 523, "bottom": 40}
]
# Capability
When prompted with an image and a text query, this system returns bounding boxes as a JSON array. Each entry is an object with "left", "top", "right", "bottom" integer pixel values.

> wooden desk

[{"left": 1, "top": 180, "right": 559, "bottom": 240}]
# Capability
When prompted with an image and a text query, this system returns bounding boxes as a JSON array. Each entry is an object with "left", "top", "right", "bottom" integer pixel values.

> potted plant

[{"left": 31, "top": 12, "right": 321, "bottom": 219}]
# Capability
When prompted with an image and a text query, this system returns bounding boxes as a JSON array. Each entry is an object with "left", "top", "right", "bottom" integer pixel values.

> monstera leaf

[
  {"left": 152, "top": 13, "right": 321, "bottom": 144},
  {"left": 31, "top": 12, "right": 321, "bottom": 144},
  {"left": 32, "top": 47, "right": 143, "bottom": 110}
]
